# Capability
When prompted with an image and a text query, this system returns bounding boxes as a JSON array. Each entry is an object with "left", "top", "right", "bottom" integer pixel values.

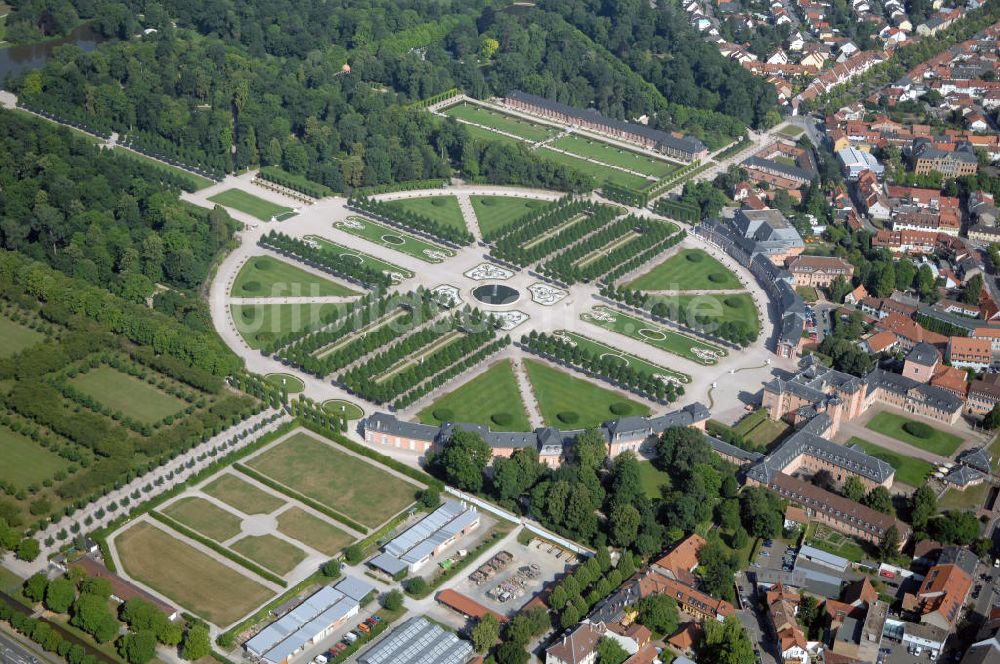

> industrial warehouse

[{"left": 368, "top": 501, "right": 480, "bottom": 576}]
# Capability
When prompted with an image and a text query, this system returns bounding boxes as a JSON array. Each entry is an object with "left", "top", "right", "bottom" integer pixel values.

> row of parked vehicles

[{"left": 312, "top": 615, "right": 383, "bottom": 664}]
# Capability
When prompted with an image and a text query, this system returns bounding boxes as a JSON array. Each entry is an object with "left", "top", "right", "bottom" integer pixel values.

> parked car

[{"left": 357, "top": 623, "right": 371, "bottom": 634}]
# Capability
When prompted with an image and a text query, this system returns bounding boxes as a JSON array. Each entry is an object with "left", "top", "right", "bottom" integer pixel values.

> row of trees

[
  {"left": 391, "top": 336, "right": 510, "bottom": 410},
  {"left": 601, "top": 228, "right": 686, "bottom": 286},
  {"left": 350, "top": 197, "right": 474, "bottom": 245},
  {"left": 492, "top": 202, "right": 620, "bottom": 267},
  {"left": 482, "top": 196, "right": 572, "bottom": 243},
  {"left": 540, "top": 217, "right": 677, "bottom": 284},
  {"left": 260, "top": 231, "right": 392, "bottom": 289}
]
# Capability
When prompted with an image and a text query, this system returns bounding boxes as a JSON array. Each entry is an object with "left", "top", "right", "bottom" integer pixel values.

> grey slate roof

[
  {"left": 945, "top": 464, "right": 987, "bottom": 487},
  {"left": 958, "top": 446, "right": 993, "bottom": 474},
  {"left": 706, "top": 435, "right": 764, "bottom": 463},
  {"left": 743, "top": 155, "right": 818, "bottom": 183},
  {"left": 865, "top": 368, "right": 964, "bottom": 413},
  {"left": 748, "top": 427, "right": 894, "bottom": 485},
  {"left": 907, "top": 342, "right": 940, "bottom": 367},
  {"left": 939, "top": 546, "right": 979, "bottom": 577}
]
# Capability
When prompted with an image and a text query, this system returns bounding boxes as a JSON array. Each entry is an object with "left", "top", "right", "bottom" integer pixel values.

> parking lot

[
  {"left": 448, "top": 536, "right": 575, "bottom": 617},
  {"left": 750, "top": 539, "right": 799, "bottom": 574}
]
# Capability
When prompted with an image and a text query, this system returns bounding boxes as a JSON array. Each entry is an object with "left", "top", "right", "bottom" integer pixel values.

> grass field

[
  {"left": 247, "top": 432, "right": 418, "bottom": 527},
  {"left": 322, "top": 400, "right": 365, "bottom": 420},
  {"left": 306, "top": 235, "right": 414, "bottom": 281},
  {"left": 231, "top": 256, "right": 358, "bottom": 298},
  {"left": 777, "top": 124, "right": 804, "bottom": 138},
  {"left": 201, "top": 474, "right": 286, "bottom": 514},
  {"left": 265, "top": 373, "right": 305, "bottom": 394},
  {"left": 162, "top": 497, "right": 244, "bottom": 541},
  {"left": 674, "top": 293, "right": 760, "bottom": 334},
  {"left": 558, "top": 331, "right": 689, "bottom": 383},
  {"left": 230, "top": 535, "right": 306, "bottom": 575},
  {"left": 470, "top": 196, "right": 546, "bottom": 237},
  {"left": 232, "top": 303, "right": 341, "bottom": 349},
  {"left": 537, "top": 147, "right": 652, "bottom": 189},
  {"left": 385, "top": 196, "right": 468, "bottom": 234},
  {"left": 806, "top": 524, "right": 867, "bottom": 563},
  {"left": 524, "top": 358, "right": 649, "bottom": 429},
  {"left": 0, "top": 425, "right": 69, "bottom": 488},
  {"left": 550, "top": 135, "right": 679, "bottom": 179},
  {"left": 276, "top": 507, "right": 355, "bottom": 555},
  {"left": 114, "top": 148, "right": 215, "bottom": 191},
  {"left": 0, "top": 317, "right": 44, "bottom": 357},
  {"left": 627, "top": 249, "right": 742, "bottom": 291},
  {"left": 69, "top": 366, "right": 188, "bottom": 424},
  {"left": 208, "top": 189, "right": 294, "bottom": 221},
  {"left": 336, "top": 217, "right": 454, "bottom": 263},
  {"left": 938, "top": 482, "right": 990, "bottom": 511},
  {"left": 847, "top": 437, "right": 932, "bottom": 487},
  {"left": 583, "top": 306, "right": 725, "bottom": 365},
  {"left": 442, "top": 103, "right": 556, "bottom": 142},
  {"left": 865, "top": 411, "right": 963, "bottom": 456},
  {"left": 417, "top": 360, "right": 532, "bottom": 431},
  {"left": 637, "top": 461, "right": 671, "bottom": 499},
  {"left": 116, "top": 521, "right": 274, "bottom": 627},
  {"left": 796, "top": 286, "right": 819, "bottom": 302}
]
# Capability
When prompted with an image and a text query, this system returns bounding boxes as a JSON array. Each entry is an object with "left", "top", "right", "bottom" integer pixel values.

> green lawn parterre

[
  {"left": 627, "top": 249, "right": 742, "bottom": 291},
  {"left": 384, "top": 196, "right": 468, "bottom": 234},
  {"left": 276, "top": 507, "right": 356, "bottom": 555},
  {"left": 557, "top": 330, "right": 689, "bottom": 383},
  {"left": 536, "top": 147, "right": 653, "bottom": 189},
  {"left": 247, "top": 431, "right": 419, "bottom": 528},
  {"left": 523, "top": 358, "right": 650, "bottom": 429},
  {"left": 231, "top": 256, "right": 358, "bottom": 298},
  {"left": 417, "top": 359, "right": 532, "bottom": 431},
  {"left": 208, "top": 188, "right": 294, "bottom": 221},
  {"left": 322, "top": 400, "right": 365, "bottom": 420},
  {"left": 161, "top": 496, "right": 244, "bottom": 542},
  {"left": 583, "top": 306, "right": 726, "bottom": 365},
  {"left": 0, "top": 316, "right": 45, "bottom": 357},
  {"left": 550, "top": 135, "right": 680, "bottom": 179},
  {"left": 442, "top": 103, "right": 556, "bottom": 142},
  {"left": 200, "top": 474, "right": 286, "bottom": 515},
  {"left": 470, "top": 196, "right": 548, "bottom": 237},
  {"left": 864, "top": 411, "right": 963, "bottom": 456},
  {"left": 0, "top": 424, "right": 70, "bottom": 489},
  {"left": 230, "top": 534, "right": 306, "bottom": 575},
  {"left": 637, "top": 461, "right": 671, "bottom": 500},
  {"left": 846, "top": 437, "right": 933, "bottom": 487},
  {"left": 265, "top": 373, "right": 305, "bottom": 394},
  {"left": 68, "top": 366, "right": 189, "bottom": 424},
  {"left": 232, "top": 302, "right": 342, "bottom": 349},
  {"left": 336, "top": 216, "right": 455, "bottom": 263},
  {"left": 305, "top": 235, "right": 414, "bottom": 282},
  {"left": 674, "top": 293, "right": 760, "bottom": 334}
]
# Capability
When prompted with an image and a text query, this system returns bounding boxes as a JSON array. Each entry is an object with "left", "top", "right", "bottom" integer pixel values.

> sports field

[
  {"left": 162, "top": 497, "right": 243, "bottom": 541},
  {"left": 847, "top": 437, "right": 932, "bottom": 487},
  {"left": 200, "top": 474, "right": 286, "bottom": 514},
  {"left": 550, "top": 135, "right": 679, "bottom": 179},
  {"left": 675, "top": 293, "right": 759, "bottom": 334},
  {"left": 232, "top": 302, "right": 341, "bottom": 349},
  {"left": 523, "top": 358, "right": 649, "bottom": 429},
  {"left": 306, "top": 235, "right": 414, "bottom": 281},
  {"left": 247, "top": 431, "right": 418, "bottom": 527},
  {"left": 231, "top": 256, "right": 358, "bottom": 298},
  {"left": 536, "top": 147, "right": 652, "bottom": 189},
  {"left": 69, "top": 366, "right": 189, "bottom": 424},
  {"left": 208, "top": 189, "right": 294, "bottom": 221},
  {"left": 385, "top": 196, "right": 468, "bottom": 234},
  {"left": 0, "top": 317, "right": 44, "bottom": 357},
  {"left": 470, "top": 196, "right": 546, "bottom": 237},
  {"left": 865, "top": 412, "right": 963, "bottom": 456},
  {"left": 0, "top": 425, "right": 69, "bottom": 488},
  {"left": 116, "top": 521, "right": 274, "bottom": 627},
  {"left": 276, "top": 507, "right": 355, "bottom": 555},
  {"left": 558, "top": 331, "right": 689, "bottom": 383},
  {"left": 336, "top": 217, "right": 454, "bottom": 263},
  {"left": 230, "top": 534, "right": 306, "bottom": 575},
  {"left": 627, "top": 249, "right": 742, "bottom": 291},
  {"left": 442, "top": 103, "right": 556, "bottom": 142},
  {"left": 418, "top": 359, "right": 532, "bottom": 431},
  {"left": 583, "top": 306, "right": 725, "bottom": 365}
]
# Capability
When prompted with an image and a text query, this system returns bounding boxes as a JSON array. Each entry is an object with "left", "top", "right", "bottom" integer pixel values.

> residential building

[
  {"left": 911, "top": 139, "right": 979, "bottom": 177},
  {"left": 733, "top": 208, "right": 807, "bottom": 264},
  {"left": 902, "top": 342, "right": 940, "bottom": 383},
  {"left": 546, "top": 622, "right": 606, "bottom": 664},
  {"left": 787, "top": 255, "right": 855, "bottom": 287},
  {"left": 903, "top": 554, "right": 974, "bottom": 631},
  {"left": 948, "top": 336, "right": 993, "bottom": 370}
]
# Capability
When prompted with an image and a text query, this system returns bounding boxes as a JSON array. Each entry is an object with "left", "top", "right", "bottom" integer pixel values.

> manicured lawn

[
  {"left": 583, "top": 306, "right": 726, "bottom": 365},
  {"left": 796, "top": 286, "right": 819, "bottom": 302},
  {"left": 162, "top": 497, "right": 244, "bottom": 542},
  {"left": 265, "top": 373, "right": 305, "bottom": 394},
  {"left": 675, "top": 293, "right": 760, "bottom": 334},
  {"left": 558, "top": 331, "right": 689, "bottom": 383},
  {"left": 745, "top": 419, "right": 790, "bottom": 448},
  {"left": 637, "top": 461, "right": 671, "bottom": 500},
  {"left": 471, "top": 196, "right": 548, "bottom": 237},
  {"left": 385, "top": 196, "right": 468, "bottom": 234},
  {"left": 115, "top": 521, "right": 274, "bottom": 627},
  {"left": 938, "top": 482, "right": 990, "bottom": 511},
  {"left": 306, "top": 235, "right": 414, "bottom": 282},
  {"left": 200, "top": 474, "right": 286, "bottom": 515},
  {"left": 231, "top": 255, "right": 358, "bottom": 298},
  {"left": 322, "top": 400, "right": 364, "bottom": 420},
  {"left": 627, "top": 249, "right": 742, "bottom": 291},
  {"left": 550, "top": 135, "right": 679, "bottom": 178},
  {"left": 865, "top": 411, "right": 963, "bottom": 456},
  {"left": 230, "top": 534, "right": 306, "bottom": 576},
  {"left": 231, "top": 303, "right": 341, "bottom": 349},
  {"left": 276, "top": 507, "right": 355, "bottom": 555},
  {"left": 417, "top": 360, "right": 532, "bottom": 431},
  {"left": 777, "top": 124, "right": 804, "bottom": 138},
  {"left": 0, "top": 316, "right": 44, "bottom": 357},
  {"left": 442, "top": 103, "right": 556, "bottom": 142},
  {"left": 208, "top": 188, "right": 294, "bottom": 221},
  {"left": 68, "top": 366, "right": 188, "bottom": 424},
  {"left": 247, "top": 431, "right": 419, "bottom": 527},
  {"left": 806, "top": 524, "right": 867, "bottom": 563},
  {"left": 847, "top": 437, "right": 933, "bottom": 487},
  {"left": 537, "top": 147, "right": 652, "bottom": 189},
  {"left": 335, "top": 216, "right": 454, "bottom": 263},
  {"left": 523, "top": 358, "right": 650, "bottom": 429},
  {"left": 0, "top": 425, "right": 69, "bottom": 488}
]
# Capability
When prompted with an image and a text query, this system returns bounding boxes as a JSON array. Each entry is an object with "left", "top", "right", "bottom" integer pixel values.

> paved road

[{"left": 0, "top": 627, "right": 50, "bottom": 664}]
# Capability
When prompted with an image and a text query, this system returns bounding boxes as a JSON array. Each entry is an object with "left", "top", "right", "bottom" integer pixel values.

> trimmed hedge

[
  {"left": 902, "top": 421, "right": 933, "bottom": 439},
  {"left": 233, "top": 464, "right": 368, "bottom": 535},
  {"left": 149, "top": 510, "right": 287, "bottom": 587},
  {"left": 258, "top": 166, "right": 333, "bottom": 199}
]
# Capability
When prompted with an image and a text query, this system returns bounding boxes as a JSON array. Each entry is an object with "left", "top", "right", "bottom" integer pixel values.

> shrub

[
  {"left": 241, "top": 280, "right": 261, "bottom": 292},
  {"left": 708, "top": 272, "right": 727, "bottom": 283},
  {"left": 344, "top": 544, "right": 364, "bottom": 565},
  {"left": 609, "top": 402, "right": 631, "bottom": 416},
  {"left": 405, "top": 577, "right": 428, "bottom": 596},
  {"left": 557, "top": 411, "right": 580, "bottom": 425},
  {"left": 902, "top": 421, "right": 934, "bottom": 439},
  {"left": 432, "top": 408, "right": 454, "bottom": 422},
  {"left": 724, "top": 297, "right": 743, "bottom": 308},
  {"left": 431, "top": 198, "right": 447, "bottom": 207},
  {"left": 491, "top": 412, "right": 513, "bottom": 426},
  {"left": 685, "top": 252, "right": 704, "bottom": 262}
]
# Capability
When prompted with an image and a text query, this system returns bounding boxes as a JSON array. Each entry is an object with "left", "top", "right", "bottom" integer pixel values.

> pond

[{"left": 0, "top": 24, "right": 103, "bottom": 81}]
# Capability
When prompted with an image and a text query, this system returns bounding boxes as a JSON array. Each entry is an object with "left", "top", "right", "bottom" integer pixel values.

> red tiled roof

[{"left": 436, "top": 589, "right": 508, "bottom": 622}]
